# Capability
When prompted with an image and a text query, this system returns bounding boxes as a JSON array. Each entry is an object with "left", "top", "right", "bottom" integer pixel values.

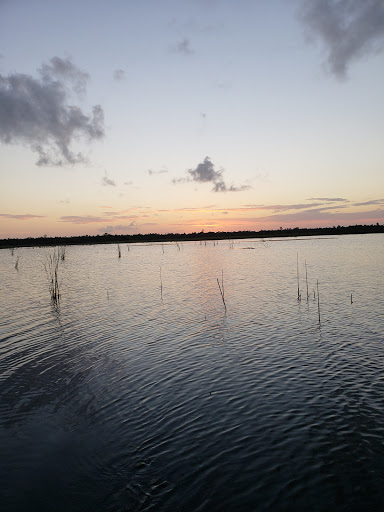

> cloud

[
  {"left": 307, "top": 197, "right": 349, "bottom": 202},
  {"left": 241, "top": 202, "right": 326, "bottom": 212},
  {"left": 99, "top": 222, "right": 138, "bottom": 233},
  {"left": 102, "top": 175, "right": 116, "bottom": 187},
  {"left": 188, "top": 157, "right": 222, "bottom": 183},
  {"left": 157, "top": 205, "right": 216, "bottom": 213},
  {"left": 354, "top": 198, "right": 384, "bottom": 206},
  {"left": 60, "top": 215, "right": 108, "bottom": 224},
  {"left": 172, "top": 38, "right": 194, "bottom": 55},
  {"left": 155, "top": 201, "right": 348, "bottom": 215},
  {"left": 298, "top": 0, "right": 384, "bottom": 78},
  {"left": 173, "top": 156, "right": 250, "bottom": 193},
  {"left": 148, "top": 168, "right": 168, "bottom": 175},
  {"left": 0, "top": 213, "right": 45, "bottom": 220},
  {"left": 249, "top": 207, "right": 384, "bottom": 224},
  {"left": 215, "top": 80, "right": 232, "bottom": 90},
  {"left": 39, "top": 56, "right": 89, "bottom": 95},
  {"left": 0, "top": 57, "right": 104, "bottom": 166},
  {"left": 113, "top": 69, "right": 125, "bottom": 81},
  {"left": 212, "top": 181, "right": 250, "bottom": 193},
  {"left": 60, "top": 212, "right": 141, "bottom": 224}
]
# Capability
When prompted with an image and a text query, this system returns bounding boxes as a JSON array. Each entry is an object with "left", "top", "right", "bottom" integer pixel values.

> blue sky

[{"left": 1, "top": 0, "right": 384, "bottom": 237}]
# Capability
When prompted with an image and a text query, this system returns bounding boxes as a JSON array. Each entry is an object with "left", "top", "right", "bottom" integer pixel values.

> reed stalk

[
  {"left": 44, "top": 249, "right": 61, "bottom": 305},
  {"left": 217, "top": 278, "right": 226, "bottom": 310},
  {"left": 59, "top": 246, "right": 66, "bottom": 261},
  {"left": 317, "top": 279, "right": 321, "bottom": 323},
  {"left": 297, "top": 253, "right": 301, "bottom": 301},
  {"left": 118, "top": 244, "right": 121, "bottom": 258},
  {"left": 160, "top": 266, "right": 163, "bottom": 299},
  {"left": 305, "top": 260, "right": 309, "bottom": 301},
  {"left": 221, "top": 269, "right": 224, "bottom": 300},
  {"left": 15, "top": 255, "right": 20, "bottom": 270}
]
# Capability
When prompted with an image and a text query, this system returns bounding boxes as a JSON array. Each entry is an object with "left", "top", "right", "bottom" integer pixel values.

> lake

[{"left": 1, "top": 234, "right": 384, "bottom": 511}]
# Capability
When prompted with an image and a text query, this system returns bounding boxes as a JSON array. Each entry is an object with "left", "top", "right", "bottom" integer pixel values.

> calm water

[{"left": 1, "top": 234, "right": 384, "bottom": 511}]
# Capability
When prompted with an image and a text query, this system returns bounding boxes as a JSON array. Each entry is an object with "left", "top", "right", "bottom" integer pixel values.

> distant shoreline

[{"left": 1, "top": 224, "right": 383, "bottom": 249}]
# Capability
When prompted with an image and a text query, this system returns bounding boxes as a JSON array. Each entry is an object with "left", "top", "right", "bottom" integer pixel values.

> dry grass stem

[
  {"left": 217, "top": 278, "right": 226, "bottom": 310},
  {"left": 44, "top": 249, "right": 61, "bottom": 305},
  {"left": 317, "top": 279, "right": 321, "bottom": 323}
]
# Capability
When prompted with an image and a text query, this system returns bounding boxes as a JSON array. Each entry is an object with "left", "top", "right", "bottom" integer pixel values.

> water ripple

[{"left": 1, "top": 235, "right": 384, "bottom": 510}]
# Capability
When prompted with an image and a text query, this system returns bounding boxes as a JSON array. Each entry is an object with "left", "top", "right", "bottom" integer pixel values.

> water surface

[{"left": 1, "top": 234, "right": 384, "bottom": 511}]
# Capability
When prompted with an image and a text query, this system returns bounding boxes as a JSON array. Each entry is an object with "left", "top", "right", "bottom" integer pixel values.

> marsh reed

[
  {"left": 44, "top": 249, "right": 61, "bottom": 305},
  {"left": 59, "top": 246, "right": 66, "bottom": 261},
  {"left": 296, "top": 253, "right": 301, "bottom": 301},
  {"left": 217, "top": 270, "right": 226, "bottom": 310},
  {"left": 317, "top": 279, "right": 321, "bottom": 323}
]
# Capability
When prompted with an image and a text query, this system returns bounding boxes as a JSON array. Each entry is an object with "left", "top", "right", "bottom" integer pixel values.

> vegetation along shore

[{"left": 1, "top": 223, "right": 383, "bottom": 249}]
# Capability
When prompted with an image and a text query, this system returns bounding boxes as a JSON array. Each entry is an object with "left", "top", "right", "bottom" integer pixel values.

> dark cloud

[
  {"left": 113, "top": 69, "right": 125, "bottom": 81},
  {"left": 102, "top": 176, "right": 116, "bottom": 187},
  {"left": 0, "top": 213, "right": 45, "bottom": 220},
  {"left": 173, "top": 157, "right": 250, "bottom": 193},
  {"left": 188, "top": 157, "right": 222, "bottom": 183},
  {"left": 39, "top": 56, "right": 89, "bottom": 95},
  {"left": 173, "top": 38, "right": 194, "bottom": 55},
  {"left": 0, "top": 57, "right": 104, "bottom": 166},
  {"left": 298, "top": 0, "right": 384, "bottom": 78},
  {"left": 211, "top": 181, "right": 250, "bottom": 193}
]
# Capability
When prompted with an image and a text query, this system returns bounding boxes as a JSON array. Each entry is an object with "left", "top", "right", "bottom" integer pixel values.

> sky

[{"left": 1, "top": 0, "right": 384, "bottom": 238}]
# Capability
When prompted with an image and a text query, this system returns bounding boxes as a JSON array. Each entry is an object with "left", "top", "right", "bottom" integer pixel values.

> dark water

[{"left": 1, "top": 235, "right": 384, "bottom": 511}]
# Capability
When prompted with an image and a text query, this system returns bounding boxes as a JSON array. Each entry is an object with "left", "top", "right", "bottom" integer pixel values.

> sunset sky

[{"left": 1, "top": 0, "right": 384, "bottom": 238}]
